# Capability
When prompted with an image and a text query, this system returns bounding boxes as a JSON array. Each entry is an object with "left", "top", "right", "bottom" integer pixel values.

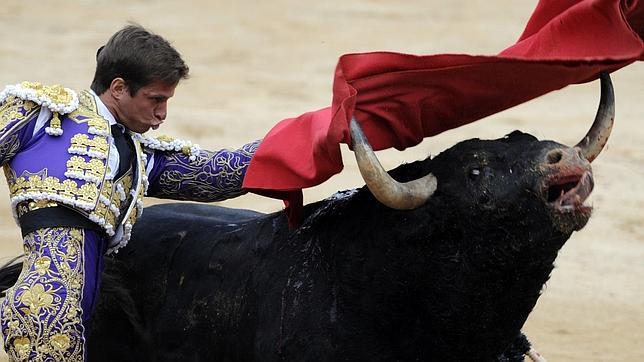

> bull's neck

[{"left": 303, "top": 190, "right": 567, "bottom": 358}]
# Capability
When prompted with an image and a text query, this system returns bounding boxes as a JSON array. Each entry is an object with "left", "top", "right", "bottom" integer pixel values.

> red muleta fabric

[{"left": 243, "top": 0, "right": 644, "bottom": 222}]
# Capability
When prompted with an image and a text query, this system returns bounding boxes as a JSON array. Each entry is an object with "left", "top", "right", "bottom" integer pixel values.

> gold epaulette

[{"left": 0, "top": 81, "right": 79, "bottom": 136}]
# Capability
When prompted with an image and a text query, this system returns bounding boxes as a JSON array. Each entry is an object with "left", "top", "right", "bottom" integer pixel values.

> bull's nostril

[{"left": 547, "top": 150, "right": 563, "bottom": 164}]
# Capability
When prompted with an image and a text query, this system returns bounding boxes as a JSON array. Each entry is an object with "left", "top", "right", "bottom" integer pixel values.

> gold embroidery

[
  {"left": 50, "top": 112, "right": 62, "bottom": 131},
  {"left": 69, "top": 133, "right": 109, "bottom": 156},
  {"left": 0, "top": 133, "right": 21, "bottom": 165},
  {"left": 105, "top": 180, "right": 117, "bottom": 201},
  {"left": 18, "top": 283, "right": 56, "bottom": 315},
  {"left": 87, "top": 117, "right": 109, "bottom": 132},
  {"left": 0, "top": 96, "right": 39, "bottom": 135},
  {"left": 65, "top": 307, "right": 78, "bottom": 321},
  {"left": 70, "top": 134, "right": 91, "bottom": 149},
  {"left": 34, "top": 257, "right": 51, "bottom": 275},
  {"left": 77, "top": 91, "right": 93, "bottom": 110},
  {"left": 118, "top": 174, "right": 133, "bottom": 201},
  {"left": 66, "top": 156, "right": 106, "bottom": 180},
  {"left": 16, "top": 200, "right": 60, "bottom": 218},
  {"left": 1, "top": 90, "right": 113, "bottom": 214},
  {"left": 136, "top": 133, "right": 200, "bottom": 158},
  {"left": 7, "top": 171, "right": 99, "bottom": 205},
  {"left": 127, "top": 191, "right": 145, "bottom": 226},
  {"left": 12, "top": 336, "right": 31, "bottom": 359},
  {"left": 0, "top": 228, "right": 86, "bottom": 361},
  {"left": 3, "top": 88, "right": 148, "bottom": 246},
  {"left": 95, "top": 178, "right": 115, "bottom": 226},
  {"left": 49, "top": 333, "right": 71, "bottom": 352},
  {"left": 65, "top": 91, "right": 109, "bottom": 137},
  {"left": 151, "top": 140, "right": 259, "bottom": 202},
  {"left": 19, "top": 82, "right": 75, "bottom": 107},
  {"left": 94, "top": 198, "right": 116, "bottom": 227},
  {"left": 156, "top": 135, "right": 174, "bottom": 143}
]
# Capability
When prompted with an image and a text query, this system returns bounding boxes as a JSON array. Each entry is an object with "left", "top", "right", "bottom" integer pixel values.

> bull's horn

[
  {"left": 350, "top": 118, "right": 437, "bottom": 209},
  {"left": 575, "top": 72, "right": 615, "bottom": 163}
]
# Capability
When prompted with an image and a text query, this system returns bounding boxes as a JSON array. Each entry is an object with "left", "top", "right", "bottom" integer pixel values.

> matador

[{"left": 0, "top": 25, "right": 259, "bottom": 361}]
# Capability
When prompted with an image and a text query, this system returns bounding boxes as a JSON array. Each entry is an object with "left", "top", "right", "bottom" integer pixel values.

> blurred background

[{"left": 0, "top": 1, "right": 642, "bottom": 360}]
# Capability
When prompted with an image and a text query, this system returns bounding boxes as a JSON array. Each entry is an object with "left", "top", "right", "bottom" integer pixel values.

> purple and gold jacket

[{"left": 0, "top": 82, "right": 259, "bottom": 253}]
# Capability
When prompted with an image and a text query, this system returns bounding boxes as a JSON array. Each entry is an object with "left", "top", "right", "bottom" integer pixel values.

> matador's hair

[{"left": 90, "top": 24, "right": 189, "bottom": 95}]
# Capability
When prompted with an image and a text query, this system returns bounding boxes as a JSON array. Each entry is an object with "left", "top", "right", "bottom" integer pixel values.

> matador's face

[{"left": 116, "top": 80, "right": 176, "bottom": 133}]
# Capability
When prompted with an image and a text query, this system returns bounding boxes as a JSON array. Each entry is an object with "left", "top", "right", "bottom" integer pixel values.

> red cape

[{"left": 242, "top": 0, "right": 644, "bottom": 220}]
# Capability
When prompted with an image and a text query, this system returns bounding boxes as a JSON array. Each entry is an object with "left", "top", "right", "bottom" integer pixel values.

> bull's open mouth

[{"left": 546, "top": 170, "right": 594, "bottom": 213}]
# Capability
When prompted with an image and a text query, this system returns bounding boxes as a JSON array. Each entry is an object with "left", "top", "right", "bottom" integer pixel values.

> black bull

[
  {"left": 87, "top": 131, "right": 594, "bottom": 361},
  {"left": 1, "top": 74, "right": 614, "bottom": 361}
]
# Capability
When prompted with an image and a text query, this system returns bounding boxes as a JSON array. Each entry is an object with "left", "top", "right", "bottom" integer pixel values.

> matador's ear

[{"left": 96, "top": 46, "right": 105, "bottom": 60}]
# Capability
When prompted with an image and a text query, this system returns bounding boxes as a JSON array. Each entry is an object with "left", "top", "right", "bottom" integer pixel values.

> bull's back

[{"left": 89, "top": 203, "right": 288, "bottom": 361}]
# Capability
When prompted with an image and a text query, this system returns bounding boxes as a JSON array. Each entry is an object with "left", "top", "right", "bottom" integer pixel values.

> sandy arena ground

[{"left": 0, "top": 1, "right": 642, "bottom": 360}]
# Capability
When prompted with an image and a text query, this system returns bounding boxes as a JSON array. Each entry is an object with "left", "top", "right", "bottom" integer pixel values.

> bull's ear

[{"left": 502, "top": 131, "right": 537, "bottom": 143}]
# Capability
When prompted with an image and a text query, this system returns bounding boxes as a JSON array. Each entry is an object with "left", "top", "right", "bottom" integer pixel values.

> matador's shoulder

[
  {"left": 0, "top": 81, "right": 79, "bottom": 114},
  {"left": 133, "top": 133, "right": 201, "bottom": 161},
  {"left": 0, "top": 81, "right": 80, "bottom": 137}
]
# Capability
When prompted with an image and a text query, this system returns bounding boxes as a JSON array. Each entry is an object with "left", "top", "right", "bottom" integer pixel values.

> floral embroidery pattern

[
  {"left": 0, "top": 228, "right": 86, "bottom": 361},
  {"left": 0, "top": 97, "right": 39, "bottom": 136},
  {"left": 148, "top": 139, "right": 259, "bottom": 202},
  {"left": 0, "top": 96, "right": 39, "bottom": 147},
  {"left": 0, "top": 134, "right": 21, "bottom": 166}
]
